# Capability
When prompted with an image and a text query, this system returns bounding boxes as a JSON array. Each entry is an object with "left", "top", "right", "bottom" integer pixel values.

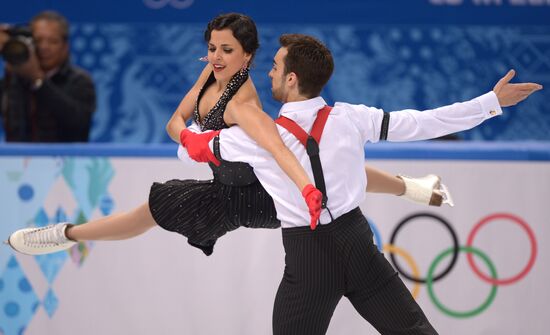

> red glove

[
  {"left": 179, "top": 129, "right": 221, "bottom": 166},
  {"left": 301, "top": 184, "right": 322, "bottom": 230}
]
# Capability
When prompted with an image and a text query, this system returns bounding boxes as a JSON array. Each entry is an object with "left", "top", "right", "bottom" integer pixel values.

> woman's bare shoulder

[{"left": 231, "top": 78, "right": 262, "bottom": 108}]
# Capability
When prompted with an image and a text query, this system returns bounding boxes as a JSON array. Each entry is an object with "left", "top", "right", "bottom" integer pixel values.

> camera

[{"left": 1, "top": 25, "right": 34, "bottom": 66}]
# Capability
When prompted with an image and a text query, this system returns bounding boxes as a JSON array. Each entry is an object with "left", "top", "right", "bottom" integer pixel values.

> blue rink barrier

[{"left": 0, "top": 141, "right": 549, "bottom": 161}]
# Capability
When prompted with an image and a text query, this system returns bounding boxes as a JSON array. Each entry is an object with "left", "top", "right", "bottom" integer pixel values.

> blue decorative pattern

[
  {"left": 34, "top": 208, "right": 49, "bottom": 228},
  {"left": 0, "top": 156, "right": 116, "bottom": 332},
  {"left": 62, "top": 158, "right": 114, "bottom": 219},
  {"left": 70, "top": 24, "right": 207, "bottom": 143},
  {"left": 0, "top": 22, "right": 548, "bottom": 142},
  {"left": 0, "top": 257, "right": 39, "bottom": 335},
  {"left": 99, "top": 193, "right": 115, "bottom": 216},
  {"left": 67, "top": 23, "right": 548, "bottom": 143},
  {"left": 1, "top": 0, "right": 549, "bottom": 143},
  {"left": 42, "top": 289, "right": 59, "bottom": 319},
  {"left": 35, "top": 253, "right": 68, "bottom": 285},
  {"left": 55, "top": 207, "right": 68, "bottom": 223}
]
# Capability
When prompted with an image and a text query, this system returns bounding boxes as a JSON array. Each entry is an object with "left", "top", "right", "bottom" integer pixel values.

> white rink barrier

[{"left": 0, "top": 141, "right": 549, "bottom": 335}]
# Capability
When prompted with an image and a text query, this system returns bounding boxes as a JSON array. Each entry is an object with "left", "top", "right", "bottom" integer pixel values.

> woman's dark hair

[{"left": 204, "top": 13, "right": 260, "bottom": 60}]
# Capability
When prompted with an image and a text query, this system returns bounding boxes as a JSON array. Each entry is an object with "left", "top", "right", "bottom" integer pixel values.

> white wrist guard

[{"left": 398, "top": 174, "right": 454, "bottom": 207}]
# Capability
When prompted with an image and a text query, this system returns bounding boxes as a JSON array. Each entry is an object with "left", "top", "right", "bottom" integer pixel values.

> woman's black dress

[{"left": 149, "top": 69, "right": 280, "bottom": 256}]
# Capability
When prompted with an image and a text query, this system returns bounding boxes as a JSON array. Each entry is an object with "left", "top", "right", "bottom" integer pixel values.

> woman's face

[{"left": 208, "top": 29, "right": 250, "bottom": 82}]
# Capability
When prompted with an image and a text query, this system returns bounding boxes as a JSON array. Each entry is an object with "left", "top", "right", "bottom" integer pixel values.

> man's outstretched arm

[{"left": 353, "top": 70, "right": 543, "bottom": 143}]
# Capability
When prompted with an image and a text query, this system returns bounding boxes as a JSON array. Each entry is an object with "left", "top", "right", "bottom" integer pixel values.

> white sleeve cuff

[
  {"left": 187, "top": 122, "right": 201, "bottom": 133},
  {"left": 177, "top": 144, "right": 204, "bottom": 166},
  {"left": 477, "top": 91, "right": 503, "bottom": 120},
  {"left": 209, "top": 138, "right": 215, "bottom": 156}
]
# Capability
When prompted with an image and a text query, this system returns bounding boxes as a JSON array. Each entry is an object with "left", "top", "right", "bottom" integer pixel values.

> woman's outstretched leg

[
  {"left": 6, "top": 202, "right": 157, "bottom": 255},
  {"left": 364, "top": 164, "right": 453, "bottom": 206},
  {"left": 66, "top": 203, "right": 156, "bottom": 241},
  {"left": 365, "top": 164, "right": 406, "bottom": 195}
]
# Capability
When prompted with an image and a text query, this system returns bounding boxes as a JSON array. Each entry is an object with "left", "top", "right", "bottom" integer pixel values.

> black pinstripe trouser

[{"left": 273, "top": 208, "right": 438, "bottom": 335}]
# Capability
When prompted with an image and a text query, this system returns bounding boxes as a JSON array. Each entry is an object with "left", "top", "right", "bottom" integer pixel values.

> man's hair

[
  {"left": 31, "top": 10, "right": 70, "bottom": 41},
  {"left": 279, "top": 34, "right": 334, "bottom": 98}
]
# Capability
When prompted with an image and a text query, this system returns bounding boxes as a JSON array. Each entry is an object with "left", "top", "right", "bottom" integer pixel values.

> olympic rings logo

[
  {"left": 143, "top": 0, "right": 195, "bottom": 9},
  {"left": 368, "top": 212, "right": 537, "bottom": 318}
]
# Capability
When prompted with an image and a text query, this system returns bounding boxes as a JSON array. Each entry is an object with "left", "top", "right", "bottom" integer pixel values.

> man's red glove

[
  {"left": 179, "top": 129, "right": 221, "bottom": 166},
  {"left": 301, "top": 184, "right": 322, "bottom": 230}
]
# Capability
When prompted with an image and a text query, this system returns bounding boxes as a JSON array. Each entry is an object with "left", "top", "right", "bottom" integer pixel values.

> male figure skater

[{"left": 182, "top": 34, "right": 542, "bottom": 334}]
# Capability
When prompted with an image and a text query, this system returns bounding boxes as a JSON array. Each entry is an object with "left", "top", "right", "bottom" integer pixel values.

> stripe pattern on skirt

[{"left": 149, "top": 178, "right": 279, "bottom": 255}]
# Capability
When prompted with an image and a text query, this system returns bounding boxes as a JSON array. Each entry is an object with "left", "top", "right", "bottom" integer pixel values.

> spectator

[{"left": 0, "top": 10, "right": 95, "bottom": 142}]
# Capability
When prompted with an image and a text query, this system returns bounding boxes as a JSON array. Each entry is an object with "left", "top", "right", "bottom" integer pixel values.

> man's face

[
  {"left": 31, "top": 19, "right": 69, "bottom": 72},
  {"left": 268, "top": 47, "right": 288, "bottom": 103}
]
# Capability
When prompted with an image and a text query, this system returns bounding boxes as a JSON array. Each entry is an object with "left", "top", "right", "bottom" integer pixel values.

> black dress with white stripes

[{"left": 148, "top": 69, "right": 280, "bottom": 256}]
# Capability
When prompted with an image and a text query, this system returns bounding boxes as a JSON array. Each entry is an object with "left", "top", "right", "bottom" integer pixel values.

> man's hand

[
  {"left": 493, "top": 69, "right": 543, "bottom": 107},
  {"left": 179, "top": 129, "right": 221, "bottom": 166},
  {"left": 301, "top": 184, "right": 322, "bottom": 230},
  {"left": 10, "top": 50, "right": 44, "bottom": 81}
]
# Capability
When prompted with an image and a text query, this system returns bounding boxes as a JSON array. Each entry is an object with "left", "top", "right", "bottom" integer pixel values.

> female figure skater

[{"left": 6, "top": 13, "right": 446, "bottom": 256}]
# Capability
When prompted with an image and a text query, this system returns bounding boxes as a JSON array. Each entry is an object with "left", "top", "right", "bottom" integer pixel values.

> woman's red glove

[
  {"left": 179, "top": 129, "right": 221, "bottom": 166},
  {"left": 301, "top": 184, "right": 322, "bottom": 230}
]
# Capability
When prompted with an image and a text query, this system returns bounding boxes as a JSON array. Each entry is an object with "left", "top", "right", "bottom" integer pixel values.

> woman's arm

[
  {"left": 166, "top": 64, "right": 212, "bottom": 143},
  {"left": 225, "top": 101, "right": 312, "bottom": 191}
]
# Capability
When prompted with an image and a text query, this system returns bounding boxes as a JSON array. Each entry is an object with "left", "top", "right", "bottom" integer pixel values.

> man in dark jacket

[{"left": 0, "top": 10, "right": 96, "bottom": 142}]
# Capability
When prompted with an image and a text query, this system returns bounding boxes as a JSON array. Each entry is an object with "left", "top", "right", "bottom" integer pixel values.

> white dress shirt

[{"left": 213, "top": 92, "right": 502, "bottom": 229}]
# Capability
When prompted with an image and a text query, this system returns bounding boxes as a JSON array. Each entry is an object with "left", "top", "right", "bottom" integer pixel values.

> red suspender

[
  {"left": 275, "top": 106, "right": 334, "bottom": 227},
  {"left": 309, "top": 106, "right": 332, "bottom": 144},
  {"left": 275, "top": 106, "right": 332, "bottom": 146},
  {"left": 275, "top": 117, "right": 308, "bottom": 145}
]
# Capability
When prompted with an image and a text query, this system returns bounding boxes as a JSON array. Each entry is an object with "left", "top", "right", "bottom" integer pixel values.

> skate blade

[{"left": 440, "top": 183, "right": 455, "bottom": 207}]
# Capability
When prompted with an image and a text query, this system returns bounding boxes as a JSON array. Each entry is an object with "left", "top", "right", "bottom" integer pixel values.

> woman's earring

[{"left": 241, "top": 60, "right": 249, "bottom": 71}]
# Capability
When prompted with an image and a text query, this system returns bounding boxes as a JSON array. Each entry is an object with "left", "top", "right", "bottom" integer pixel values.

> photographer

[{"left": 0, "top": 11, "right": 96, "bottom": 142}]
